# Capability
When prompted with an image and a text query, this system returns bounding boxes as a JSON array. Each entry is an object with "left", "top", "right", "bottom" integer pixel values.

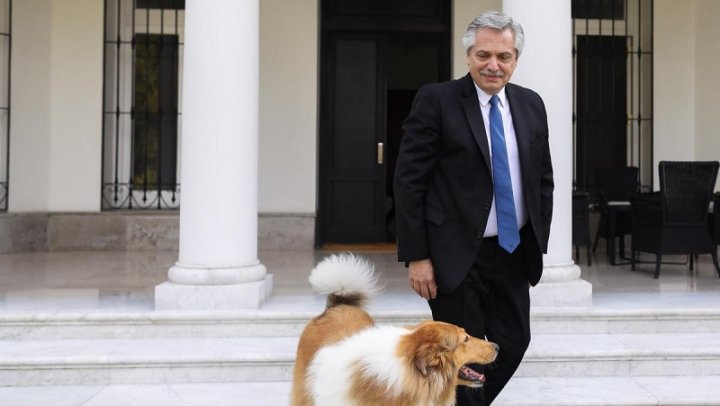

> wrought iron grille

[
  {"left": 102, "top": 0, "right": 184, "bottom": 210},
  {"left": 0, "top": 0, "right": 11, "bottom": 211},
  {"left": 572, "top": 0, "right": 653, "bottom": 191}
]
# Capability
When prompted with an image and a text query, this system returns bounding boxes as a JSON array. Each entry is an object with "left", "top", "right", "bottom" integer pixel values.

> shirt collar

[{"left": 474, "top": 84, "right": 507, "bottom": 108}]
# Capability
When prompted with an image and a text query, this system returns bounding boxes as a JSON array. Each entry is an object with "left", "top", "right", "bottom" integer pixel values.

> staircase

[{"left": 1, "top": 301, "right": 720, "bottom": 405}]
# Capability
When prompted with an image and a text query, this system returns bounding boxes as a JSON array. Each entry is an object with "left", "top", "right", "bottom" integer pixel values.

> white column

[
  {"left": 155, "top": 0, "right": 272, "bottom": 310},
  {"left": 503, "top": 0, "right": 592, "bottom": 306}
]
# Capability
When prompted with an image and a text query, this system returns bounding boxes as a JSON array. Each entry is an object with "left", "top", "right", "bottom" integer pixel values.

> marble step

[
  {"left": 0, "top": 333, "right": 719, "bottom": 386},
  {"left": 516, "top": 332, "right": 720, "bottom": 377},
  {"left": 2, "top": 306, "right": 720, "bottom": 339},
  {"left": 2, "top": 376, "right": 720, "bottom": 406}
]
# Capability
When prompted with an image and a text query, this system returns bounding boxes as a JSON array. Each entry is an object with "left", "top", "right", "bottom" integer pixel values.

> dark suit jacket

[{"left": 394, "top": 74, "right": 554, "bottom": 293}]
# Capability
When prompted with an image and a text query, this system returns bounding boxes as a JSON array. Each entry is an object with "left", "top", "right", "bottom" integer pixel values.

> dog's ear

[
  {"left": 412, "top": 331, "right": 457, "bottom": 377},
  {"left": 440, "top": 333, "right": 459, "bottom": 352},
  {"left": 414, "top": 342, "right": 445, "bottom": 377}
]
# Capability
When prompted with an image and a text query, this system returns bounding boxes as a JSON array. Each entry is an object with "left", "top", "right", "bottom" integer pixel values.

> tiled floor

[{"left": 0, "top": 246, "right": 719, "bottom": 312}]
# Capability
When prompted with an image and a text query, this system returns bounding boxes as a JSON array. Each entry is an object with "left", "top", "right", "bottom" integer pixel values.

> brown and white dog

[{"left": 290, "top": 253, "right": 499, "bottom": 406}]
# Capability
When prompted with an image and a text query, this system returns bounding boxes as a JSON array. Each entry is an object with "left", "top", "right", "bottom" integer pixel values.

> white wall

[
  {"left": 8, "top": 0, "right": 52, "bottom": 212},
  {"left": 653, "top": 0, "right": 696, "bottom": 188},
  {"left": 695, "top": 0, "right": 720, "bottom": 190},
  {"left": 9, "top": 0, "right": 103, "bottom": 212},
  {"left": 453, "top": 0, "right": 502, "bottom": 79},
  {"left": 49, "top": 1, "right": 104, "bottom": 211},
  {"left": 258, "top": 0, "right": 318, "bottom": 213}
]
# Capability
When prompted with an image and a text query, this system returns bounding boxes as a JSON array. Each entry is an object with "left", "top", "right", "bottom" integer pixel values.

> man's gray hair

[{"left": 462, "top": 11, "right": 525, "bottom": 57}]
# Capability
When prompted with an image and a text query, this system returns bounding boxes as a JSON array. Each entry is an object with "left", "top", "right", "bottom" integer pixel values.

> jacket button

[
  {"left": 476, "top": 231, "right": 483, "bottom": 239},
  {"left": 484, "top": 203, "right": 491, "bottom": 210}
]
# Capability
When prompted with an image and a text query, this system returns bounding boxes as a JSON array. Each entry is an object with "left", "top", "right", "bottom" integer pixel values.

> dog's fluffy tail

[{"left": 309, "top": 253, "right": 381, "bottom": 308}]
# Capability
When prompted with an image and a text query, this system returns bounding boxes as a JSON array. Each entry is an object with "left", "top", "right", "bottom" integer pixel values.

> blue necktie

[{"left": 489, "top": 95, "right": 520, "bottom": 253}]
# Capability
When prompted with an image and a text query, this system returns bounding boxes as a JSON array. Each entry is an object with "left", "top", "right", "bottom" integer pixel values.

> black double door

[{"left": 318, "top": 1, "right": 450, "bottom": 245}]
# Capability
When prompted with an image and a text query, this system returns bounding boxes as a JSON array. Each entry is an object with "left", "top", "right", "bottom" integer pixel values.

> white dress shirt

[{"left": 473, "top": 84, "right": 528, "bottom": 237}]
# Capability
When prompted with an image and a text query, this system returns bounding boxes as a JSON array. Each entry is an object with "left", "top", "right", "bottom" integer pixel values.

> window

[
  {"left": 133, "top": 34, "right": 179, "bottom": 192},
  {"left": 102, "top": 0, "right": 184, "bottom": 209}
]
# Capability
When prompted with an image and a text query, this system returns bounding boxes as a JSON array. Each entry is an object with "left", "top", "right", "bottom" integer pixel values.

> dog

[{"left": 290, "top": 253, "right": 499, "bottom": 406}]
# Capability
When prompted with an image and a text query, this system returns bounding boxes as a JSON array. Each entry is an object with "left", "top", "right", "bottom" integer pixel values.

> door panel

[
  {"left": 332, "top": 180, "right": 378, "bottom": 225},
  {"left": 323, "top": 34, "right": 386, "bottom": 242},
  {"left": 576, "top": 35, "right": 628, "bottom": 190}
]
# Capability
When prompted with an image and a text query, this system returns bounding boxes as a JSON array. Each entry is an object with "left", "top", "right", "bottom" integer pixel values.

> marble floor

[
  {"left": 0, "top": 246, "right": 719, "bottom": 312},
  {"left": 1, "top": 246, "right": 720, "bottom": 405}
]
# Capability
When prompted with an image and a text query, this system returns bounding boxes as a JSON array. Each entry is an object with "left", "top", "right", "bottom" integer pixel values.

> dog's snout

[{"left": 493, "top": 343, "right": 500, "bottom": 352}]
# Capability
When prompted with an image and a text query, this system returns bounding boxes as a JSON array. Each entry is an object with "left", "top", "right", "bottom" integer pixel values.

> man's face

[{"left": 466, "top": 28, "right": 518, "bottom": 95}]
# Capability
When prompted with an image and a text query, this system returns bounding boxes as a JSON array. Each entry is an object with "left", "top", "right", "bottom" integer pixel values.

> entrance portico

[{"left": 154, "top": 0, "right": 589, "bottom": 309}]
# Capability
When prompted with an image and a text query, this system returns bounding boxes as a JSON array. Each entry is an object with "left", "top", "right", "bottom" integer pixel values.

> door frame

[{"left": 316, "top": 0, "right": 452, "bottom": 246}]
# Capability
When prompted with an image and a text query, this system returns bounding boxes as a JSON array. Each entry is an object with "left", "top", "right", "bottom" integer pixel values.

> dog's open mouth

[{"left": 458, "top": 365, "right": 486, "bottom": 386}]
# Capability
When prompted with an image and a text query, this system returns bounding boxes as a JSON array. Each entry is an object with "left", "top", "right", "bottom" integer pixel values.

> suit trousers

[{"left": 428, "top": 231, "right": 532, "bottom": 405}]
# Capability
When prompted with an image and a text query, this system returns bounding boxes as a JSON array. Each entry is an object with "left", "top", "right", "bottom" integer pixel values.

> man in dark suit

[{"left": 394, "top": 11, "right": 554, "bottom": 405}]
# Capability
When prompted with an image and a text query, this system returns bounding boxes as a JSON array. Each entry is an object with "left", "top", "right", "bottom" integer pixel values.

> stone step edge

[
  {"left": 2, "top": 309, "right": 719, "bottom": 339},
  {"left": 1, "top": 307, "right": 719, "bottom": 323},
  {"left": 2, "top": 377, "right": 720, "bottom": 406},
  {"left": 0, "top": 337, "right": 719, "bottom": 367},
  {"left": 2, "top": 353, "right": 718, "bottom": 368}
]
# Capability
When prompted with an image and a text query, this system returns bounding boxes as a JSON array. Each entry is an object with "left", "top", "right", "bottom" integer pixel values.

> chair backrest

[
  {"left": 659, "top": 161, "right": 719, "bottom": 224},
  {"left": 593, "top": 166, "right": 639, "bottom": 203}
]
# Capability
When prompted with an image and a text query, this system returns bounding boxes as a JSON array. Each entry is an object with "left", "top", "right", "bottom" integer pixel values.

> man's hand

[{"left": 409, "top": 259, "right": 437, "bottom": 300}]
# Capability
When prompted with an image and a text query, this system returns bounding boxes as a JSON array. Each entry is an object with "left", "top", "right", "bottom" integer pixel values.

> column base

[
  {"left": 154, "top": 274, "right": 273, "bottom": 310},
  {"left": 530, "top": 279, "right": 592, "bottom": 307},
  {"left": 168, "top": 261, "right": 267, "bottom": 285}
]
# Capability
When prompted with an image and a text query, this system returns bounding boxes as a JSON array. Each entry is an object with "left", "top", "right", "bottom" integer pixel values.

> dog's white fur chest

[{"left": 307, "top": 325, "right": 415, "bottom": 405}]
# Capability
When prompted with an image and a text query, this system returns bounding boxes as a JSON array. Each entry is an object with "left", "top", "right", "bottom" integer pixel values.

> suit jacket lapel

[
  {"left": 461, "top": 75, "right": 492, "bottom": 172},
  {"left": 506, "top": 84, "right": 531, "bottom": 184}
]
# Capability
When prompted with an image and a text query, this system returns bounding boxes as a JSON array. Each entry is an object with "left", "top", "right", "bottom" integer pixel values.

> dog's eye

[{"left": 464, "top": 335, "right": 469, "bottom": 343}]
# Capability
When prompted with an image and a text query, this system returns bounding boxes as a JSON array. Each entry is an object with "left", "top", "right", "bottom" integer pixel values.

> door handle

[{"left": 377, "top": 142, "right": 384, "bottom": 165}]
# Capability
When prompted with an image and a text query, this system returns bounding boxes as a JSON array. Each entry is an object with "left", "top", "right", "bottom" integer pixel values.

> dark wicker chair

[
  {"left": 630, "top": 161, "right": 720, "bottom": 279},
  {"left": 572, "top": 191, "right": 592, "bottom": 266},
  {"left": 592, "top": 166, "right": 639, "bottom": 261}
]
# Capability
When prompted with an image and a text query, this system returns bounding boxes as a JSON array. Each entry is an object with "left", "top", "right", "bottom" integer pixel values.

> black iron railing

[
  {"left": 0, "top": 0, "right": 11, "bottom": 211},
  {"left": 102, "top": 0, "right": 184, "bottom": 210}
]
